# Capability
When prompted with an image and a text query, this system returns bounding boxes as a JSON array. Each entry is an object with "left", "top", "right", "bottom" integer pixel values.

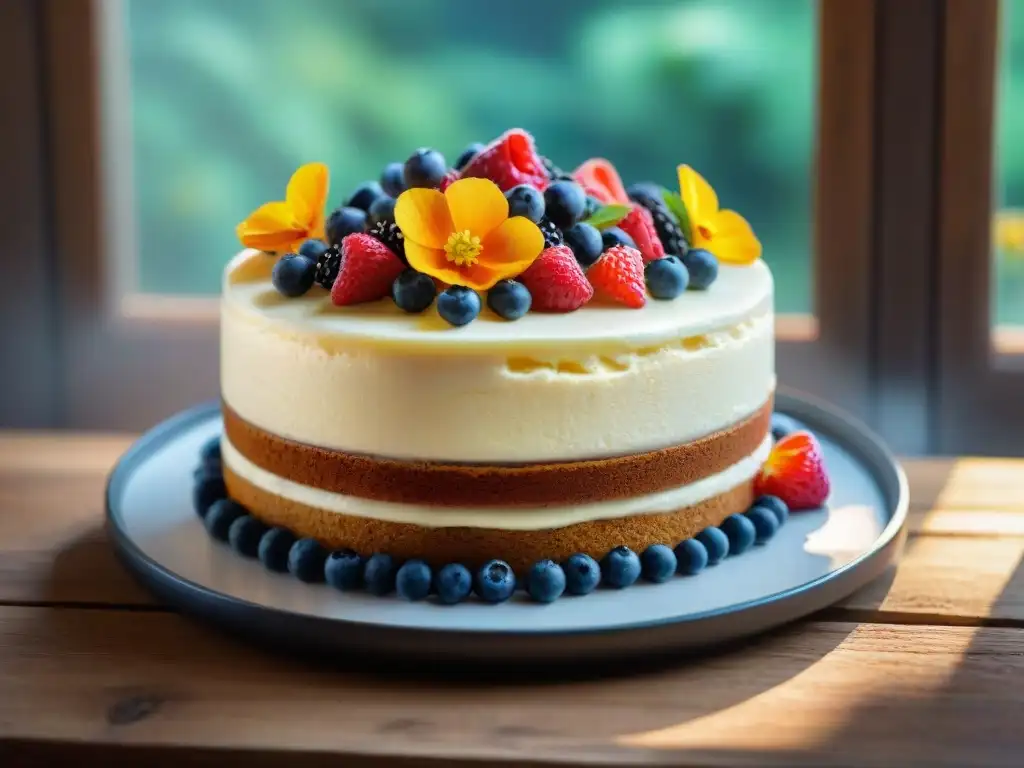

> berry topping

[
  {"left": 526, "top": 559, "right": 567, "bottom": 603},
  {"left": 619, "top": 205, "right": 665, "bottom": 263},
  {"left": 518, "top": 245, "right": 593, "bottom": 313},
  {"left": 539, "top": 218, "right": 564, "bottom": 249},
  {"left": 562, "top": 222, "right": 603, "bottom": 268},
  {"left": 271, "top": 253, "right": 317, "bottom": 297},
  {"left": 755, "top": 431, "right": 831, "bottom": 510},
  {"left": 287, "top": 538, "right": 328, "bottom": 583},
  {"left": 695, "top": 527, "right": 730, "bottom": 565},
  {"left": 505, "top": 184, "right": 545, "bottom": 223},
  {"left": 460, "top": 128, "right": 548, "bottom": 191},
  {"left": 600, "top": 227, "right": 636, "bottom": 250},
  {"left": 645, "top": 256, "right": 689, "bottom": 300},
  {"left": 391, "top": 268, "right": 437, "bottom": 313},
  {"left": 325, "top": 205, "right": 368, "bottom": 245},
  {"left": 396, "top": 559, "right": 433, "bottom": 601},
  {"left": 746, "top": 506, "right": 780, "bottom": 544},
  {"left": 720, "top": 513, "right": 756, "bottom": 555},
  {"left": 227, "top": 514, "right": 267, "bottom": 558},
  {"left": 474, "top": 559, "right": 516, "bottom": 603},
  {"left": 753, "top": 494, "right": 790, "bottom": 526},
  {"left": 331, "top": 233, "right": 406, "bottom": 306},
  {"left": 192, "top": 473, "right": 226, "bottom": 519},
  {"left": 380, "top": 161, "right": 406, "bottom": 198},
  {"left": 588, "top": 245, "right": 646, "bottom": 308},
  {"left": 583, "top": 195, "right": 603, "bottom": 220},
  {"left": 573, "top": 158, "right": 629, "bottom": 205},
  {"left": 438, "top": 169, "right": 460, "bottom": 192},
  {"left": 257, "top": 527, "right": 296, "bottom": 573},
  {"left": 454, "top": 143, "right": 485, "bottom": 171},
  {"left": 298, "top": 238, "right": 329, "bottom": 261},
  {"left": 368, "top": 195, "right": 397, "bottom": 227},
  {"left": 628, "top": 183, "right": 689, "bottom": 257},
  {"left": 199, "top": 435, "right": 222, "bottom": 464},
  {"left": 541, "top": 155, "right": 571, "bottom": 181},
  {"left": 204, "top": 499, "right": 246, "bottom": 542},
  {"left": 436, "top": 285, "right": 482, "bottom": 326},
  {"left": 313, "top": 244, "right": 342, "bottom": 290},
  {"left": 368, "top": 219, "right": 406, "bottom": 262},
  {"left": 640, "top": 543, "right": 677, "bottom": 583},
  {"left": 681, "top": 248, "right": 719, "bottom": 290},
  {"left": 435, "top": 563, "right": 473, "bottom": 605},
  {"left": 673, "top": 538, "right": 709, "bottom": 575},
  {"left": 563, "top": 553, "right": 601, "bottom": 595},
  {"left": 346, "top": 181, "right": 385, "bottom": 212},
  {"left": 364, "top": 553, "right": 397, "bottom": 596},
  {"left": 600, "top": 545, "right": 641, "bottom": 589},
  {"left": 486, "top": 279, "right": 532, "bottom": 320},
  {"left": 403, "top": 148, "right": 447, "bottom": 189},
  {"left": 543, "top": 180, "right": 587, "bottom": 229},
  {"left": 325, "top": 549, "right": 364, "bottom": 591}
]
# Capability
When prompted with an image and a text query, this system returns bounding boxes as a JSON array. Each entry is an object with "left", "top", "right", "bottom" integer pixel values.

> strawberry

[
  {"left": 618, "top": 205, "right": 665, "bottom": 263},
  {"left": 518, "top": 245, "right": 593, "bottom": 312},
  {"left": 573, "top": 158, "right": 629, "bottom": 205},
  {"left": 460, "top": 129, "right": 549, "bottom": 192},
  {"left": 755, "top": 431, "right": 831, "bottom": 510},
  {"left": 587, "top": 245, "right": 646, "bottom": 308},
  {"left": 331, "top": 233, "right": 406, "bottom": 306}
]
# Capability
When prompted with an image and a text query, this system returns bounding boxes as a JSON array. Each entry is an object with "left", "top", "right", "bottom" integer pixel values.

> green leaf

[
  {"left": 661, "top": 189, "right": 693, "bottom": 242},
  {"left": 581, "top": 204, "right": 631, "bottom": 230}
]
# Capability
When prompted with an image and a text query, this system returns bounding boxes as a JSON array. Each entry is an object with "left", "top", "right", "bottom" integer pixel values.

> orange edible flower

[
  {"left": 678, "top": 165, "right": 761, "bottom": 265},
  {"left": 394, "top": 177, "right": 544, "bottom": 291},
  {"left": 236, "top": 162, "right": 329, "bottom": 253}
]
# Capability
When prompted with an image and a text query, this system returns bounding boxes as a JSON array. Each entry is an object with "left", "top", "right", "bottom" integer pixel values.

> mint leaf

[
  {"left": 661, "top": 189, "right": 693, "bottom": 242},
  {"left": 581, "top": 204, "right": 631, "bottom": 230}
]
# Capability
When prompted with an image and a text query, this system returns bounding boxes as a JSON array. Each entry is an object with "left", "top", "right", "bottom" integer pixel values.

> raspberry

[
  {"left": 618, "top": 205, "right": 665, "bottom": 263},
  {"left": 518, "top": 245, "right": 593, "bottom": 312},
  {"left": 628, "top": 184, "right": 688, "bottom": 256},
  {"left": 331, "top": 233, "right": 406, "bottom": 306},
  {"left": 460, "top": 128, "right": 549, "bottom": 192},
  {"left": 438, "top": 169, "right": 460, "bottom": 192},
  {"left": 587, "top": 245, "right": 646, "bottom": 308},
  {"left": 573, "top": 158, "right": 629, "bottom": 205}
]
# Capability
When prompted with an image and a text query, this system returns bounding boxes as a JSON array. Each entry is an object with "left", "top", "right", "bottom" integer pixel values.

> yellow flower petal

[
  {"left": 481, "top": 216, "right": 545, "bottom": 273},
  {"left": 444, "top": 177, "right": 509, "bottom": 238},
  {"left": 677, "top": 164, "right": 719, "bottom": 223},
  {"left": 285, "top": 162, "right": 329, "bottom": 229},
  {"left": 710, "top": 210, "right": 762, "bottom": 265},
  {"left": 404, "top": 240, "right": 465, "bottom": 284},
  {"left": 236, "top": 201, "right": 306, "bottom": 251},
  {"left": 394, "top": 188, "right": 455, "bottom": 249}
]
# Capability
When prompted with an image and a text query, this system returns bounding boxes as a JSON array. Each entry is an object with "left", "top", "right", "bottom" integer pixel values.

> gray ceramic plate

[{"left": 106, "top": 390, "right": 907, "bottom": 667}]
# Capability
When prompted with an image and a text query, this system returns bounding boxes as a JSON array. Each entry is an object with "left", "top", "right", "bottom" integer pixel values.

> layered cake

[{"left": 195, "top": 129, "right": 829, "bottom": 604}]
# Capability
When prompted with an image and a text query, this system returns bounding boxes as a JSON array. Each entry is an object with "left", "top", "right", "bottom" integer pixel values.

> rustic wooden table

[{"left": 1, "top": 433, "right": 1023, "bottom": 767}]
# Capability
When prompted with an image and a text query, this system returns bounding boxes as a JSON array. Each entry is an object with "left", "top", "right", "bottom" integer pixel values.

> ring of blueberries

[{"left": 194, "top": 434, "right": 790, "bottom": 604}]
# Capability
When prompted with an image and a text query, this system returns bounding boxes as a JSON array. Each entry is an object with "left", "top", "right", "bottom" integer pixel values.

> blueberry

[
  {"left": 199, "top": 435, "right": 222, "bottom": 464},
  {"left": 454, "top": 143, "right": 485, "bottom": 171},
  {"left": 505, "top": 184, "right": 545, "bottom": 223},
  {"left": 526, "top": 559, "right": 567, "bottom": 603},
  {"left": 346, "top": 180, "right": 385, "bottom": 212},
  {"left": 681, "top": 248, "right": 719, "bottom": 290},
  {"left": 645, "top": 256, "right": 690, "bottom": 300},
  {"left": 640, "top": 544, "right": 678, "bottom": 583},
  {"left": 192, "top": 473, "right": 226, "bottom": 519},
  {"left": 391, "top": 269, "right": 437, "bottom": 313},
  {"left": 368, "top": 196, "right": 396, "bottom": 227},
  {"left": 770, "top": 414, "right": 801, "bottom": 442},
  {"left": 204, "top": 498, "right": 246, "bottom": 541},
  {"left": 228, "top": 514, "right": 267, "bottom": 557},
  {"left": 437, "top": 285, "right": 481, "bottom": 327},
  {"left": 754, "top": 494, "right": 790, "bottom": 526},
  {"left": 298, "top": 238, "right": 329, "bottom": 262},
  {"left": 562, "top": 222, "right": 603, "bottom": 268},
  {"left": 325, "top": 549, "right": 364, "bottom": 590},
  {"left": 258, "top": 527, "right": 296, "bottom": 573},
  {"left": 380, "top": 161, "right": 406, "bottom": 197},
  {"left": 601, "top": 227, "right": 636, "bottom": 250},
  {"left": 746, "top": 506, "right": 780, "bottom": 544},
  {"left": 720, "top": 513, "right": 757, "bottom": 556},
  {"left": 271, "top": 254, "right": 317, "bottom": 297},
  {"left": 325, "top": 206, "right": 368, "bottom": 245},
  {"left": 194, "top": 462, "right": 221, "bottom": 481},
  {"left": 543, "top": 180, "right": 586, "bottom": 228},
  {"left": 695, "top": 527, "right": 730, "bottom": 565},
  {"left": 396, "top": 559, "right": 433, "bottom": 601},
  {"left": 435, "top": 563, "right": 473, "bottom": 604},
  {"left": 626, "top": 182, "right": 664, "bottom": 209},
  {"left": 287, "top": 538, "right": 328, "bottom": 583},
  {"left": 403, "top": 148, "right": 447, "bottom": 189},
  {"left": 674, "top": 538, "right": 709, "bottom": 575},
  {"left": 600, "top": 546, "right": 641, "bottom": 589},
  {"left": 475, "top": 559, "right": 516, "bottom": 603},
  {"left": 583, "top": 195, "right": 603, "bottom": 219},
  {"left": 563, "top": 553, "right": 601, "bottom": 595},
  {"left": 486, "top": 280, "right": 531, "bottom": 320},
  {"left": 364, "top": 553, "right": 397, "bottom": 596}
]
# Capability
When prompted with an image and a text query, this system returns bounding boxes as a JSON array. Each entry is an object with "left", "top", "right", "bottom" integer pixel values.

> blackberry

[
  {"left": 539, "top": 217, "right": 564, "bottom": 249},
  {"left": 628, "top": 184, "right": 688, "bottom": 256},
  {"left": 368, "top": 219, "right": 406, "bottom": 263},
  {"left": 541, "top": 156, "right": 573, "bottom": 182},
  {"left": 313, "top": 244, "right": 341, "bottom": 289}
]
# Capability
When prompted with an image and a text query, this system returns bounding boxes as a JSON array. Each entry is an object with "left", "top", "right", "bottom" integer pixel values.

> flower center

[
  {"left": 697, "top": 222, "right": 717, "bottom": 241},
  {"left": 444, "top": 230, "right": 482, "bottom": 267}
]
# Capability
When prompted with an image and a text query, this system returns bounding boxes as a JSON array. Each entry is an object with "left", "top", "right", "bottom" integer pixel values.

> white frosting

[
  {"left": 223, "top": 435, "right": 772, "bottom": 531},
  {"left": 221, "top": 250, "right": 775, "bottom": 462}
]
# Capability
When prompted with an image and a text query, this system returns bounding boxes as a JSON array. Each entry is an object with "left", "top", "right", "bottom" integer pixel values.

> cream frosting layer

[
  {"left": 221, "top": 250, "right": 775, "bottom": 462},
  {"left": 221, "top": 435, "right": 772, "bottom": 531}
]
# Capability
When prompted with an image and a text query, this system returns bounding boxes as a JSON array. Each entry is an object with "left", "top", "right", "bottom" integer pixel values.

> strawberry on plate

[
  {"left": 518, "top": 245, "right": 593, "bottom": 312},
  {"left": 460, "top": 129, "right": 549, "bottom": 192},
  {"left": 618, "top": 205, "right": 665, "bottom": 263},
  {"left": 331, "top": 233, "right": 406, "bottom": 306},
  {"left": 587, "top": 245, "right": 646, "bottom": 308},
  {"left": 755, "top": 431, "right": 831, "bottom": 510}
]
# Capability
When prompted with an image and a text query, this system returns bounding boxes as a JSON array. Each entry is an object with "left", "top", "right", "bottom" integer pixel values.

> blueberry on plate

[
  {"left": 562, "top": 222, "right": 603, "bottom": 268},
  {"left": 754, "top": 494, "right": 790, "bottom": 526},
  {"left": 204, "top": 498, "right": 246, "bottom": 541},
  {"left": 192, "top": 473, "right": 226, "bottom": 519},
  {"left": 543, "top": 180, "right": 587, "bottom": 229},
  {"left": 435, "top": 563, "right": 473, "bottom": 604},
  {"left": 288, "top": 538, "right": 328, "bottom": 583},
  {"left": 258, "top": 527, "right": 296, "bottom": 573},
  {"left": 601, "top": 227, "right": 636, "bottom": 250},
  {"left": 563, "top": 553, "right": 601, "bottom": 595},
  {"left": 364, "top": 553, "right": 397, "bottom": 596},
  {"left": 600, "top": 546, "right": 641, "bottom": 589},
  {"left": 391, "top": 269, "right": 437, "bottom": 313},
  {"left": 325, "top": 206, "right": 368, "bottom": 245},
  {"left": 272, "top": 254, "right": 317, "bottom": 297},
  {"left": 325, "top": 549, "right": 364, "bottom": 590},
  {"left": 526, "top": 559, "right": 566, "bottom": 603},
  {"left": 645, "top": 256, "right": 690, "bottom": 300},
  {"left": 720, "top": 513, "right": 757, "bottom": 556},
  {"left": 673, "top": 538, "right": 709, "bottom": 575},
  {"left": 437, "top": 285, "right": 481, "bottom": 327},
  {"left": 227, "top": 514, "right": 267, "bottom": 558},
  {"left": 380, "top": 162, "right": 406, "bottom": 198},
  {"left": 199, "top": 435, "right": 221, "bottom": 464},
  {"left": 346, "top": 180, "right": 385, "bottom": 212},
  {"left": 695, "top": 526, "right": 730, "bottom": 565},
  {"left": 640, "top": 543, "right": 677, "bottom": 583},
  {"left": 486, "top": 280, "right": 531, "bottom": 320},
  {"left": 396, "top": 559, "right": 433, "bottom": 601},
  {"left": 745, "top": 506, "right": 780, "bottom": 544},
  {"left": 454, "top": 142, "right": 485, "bottom": 171},
  {"left": 681, "top": 248, "right": 719, "bottom": 290},
  {"left": 475, "top": 559, "right": 516, "bottom": 603},
  {"left": 403, "top": 148, "right": 447, "bottom": 189},
  {"left": 368, "top": 196, "right": 397, "bottom": 227},
  {"left": 505, "top": 184, "right": 545, "bottom": 223}
]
